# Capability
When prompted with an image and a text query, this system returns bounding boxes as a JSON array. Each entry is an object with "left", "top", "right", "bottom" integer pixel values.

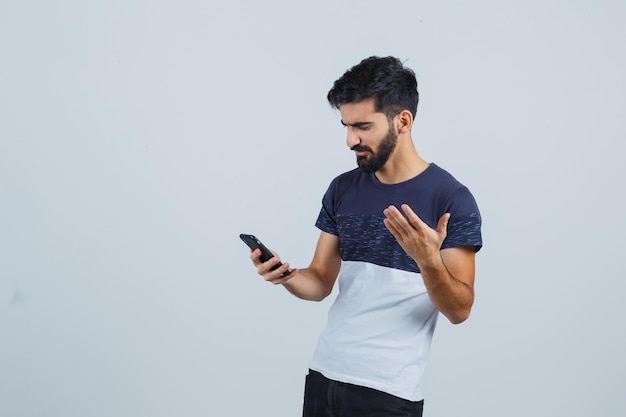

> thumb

[{"left": 437, "top": 213, "right": 451, "bottom": 234}]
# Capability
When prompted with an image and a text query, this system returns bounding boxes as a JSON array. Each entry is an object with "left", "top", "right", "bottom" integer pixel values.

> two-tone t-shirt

[{"left": 310, "top": 163, "right": 482, "bottom": 401}]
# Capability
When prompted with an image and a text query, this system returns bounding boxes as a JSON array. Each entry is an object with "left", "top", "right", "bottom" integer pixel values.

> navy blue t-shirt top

[{"left": 315, "top": 163, "right": 482, "bottom": 274}]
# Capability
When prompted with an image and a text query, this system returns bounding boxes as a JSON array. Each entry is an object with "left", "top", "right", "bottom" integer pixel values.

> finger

[
  {"left": 400, "top": 204, "right": 427, "bottom": 230},
  {"left": 266, "top": 264, "right": 295, "bottom": 284},
  {"left": 383, "top": 218, "right": 401, "bottom": 239},
  {"left": 436, "top": 213, "right": 451, "bottom": 234},
  {"left": 257, "top": 255, "right": 282, "bottom": 275},
  {"left": 383, "top": 206, "right": 411, "bottom": 234},
  {"left": 250, "top": 248, "right": 262, "bottom": 265},
  {"left": 268, "top": 266, "right": 298, "bottom": 285}
]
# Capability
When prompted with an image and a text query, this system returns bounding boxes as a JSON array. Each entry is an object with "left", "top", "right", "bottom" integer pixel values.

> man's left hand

[{"left": 382, "top": 204, "right": 450, "bottom": 268}]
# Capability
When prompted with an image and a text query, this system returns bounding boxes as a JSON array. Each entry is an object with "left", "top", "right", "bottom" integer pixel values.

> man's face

[{"left": 339, "top": 98, "right": 398, "bottom": 174}]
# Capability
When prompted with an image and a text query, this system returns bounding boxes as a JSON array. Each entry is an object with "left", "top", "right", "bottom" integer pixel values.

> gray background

[{"left": 1, "top": 1, "right": 625, "bottom": 416}]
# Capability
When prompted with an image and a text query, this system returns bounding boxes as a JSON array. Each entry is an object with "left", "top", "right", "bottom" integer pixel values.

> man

[{"left": 250, "top": 56, "right": 482, "bottom": 417}]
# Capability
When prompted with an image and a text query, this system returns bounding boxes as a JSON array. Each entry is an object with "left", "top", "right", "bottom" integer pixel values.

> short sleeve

[
  {"left": 441, "top": 187, "right": 483, "bottom": 252},
  {"left": 315, "top": 181, "right": 339, "bottom": 236}
]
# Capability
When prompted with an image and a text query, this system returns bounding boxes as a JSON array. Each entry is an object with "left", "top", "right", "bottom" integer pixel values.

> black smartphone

[{"left": 239, "top": 234, "right": 291, "bottom": 276}]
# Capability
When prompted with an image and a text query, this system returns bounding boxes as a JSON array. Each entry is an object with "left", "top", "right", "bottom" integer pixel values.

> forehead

[{"left": 339, "top": 98, "right": 386, "bottom": 124}]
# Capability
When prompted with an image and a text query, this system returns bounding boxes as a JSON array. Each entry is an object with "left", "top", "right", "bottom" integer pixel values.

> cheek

[{"left": 365, "top": 131, "right": 385, "bottom": 146}]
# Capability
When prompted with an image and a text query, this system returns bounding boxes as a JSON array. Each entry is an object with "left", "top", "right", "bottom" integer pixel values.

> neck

[{"left": 374, "top": 137, "right": 429, "bottom": 184}]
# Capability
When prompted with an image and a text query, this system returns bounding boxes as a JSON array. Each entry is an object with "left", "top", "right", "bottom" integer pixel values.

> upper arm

[
  {"left": 308, "top": 231, "right": 342, "bottom": 293},
  {"left": 440, "top": 246, "right": 476, "bottom": 290}
]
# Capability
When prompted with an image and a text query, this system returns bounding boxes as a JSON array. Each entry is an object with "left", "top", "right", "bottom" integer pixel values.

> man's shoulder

[
  {"left": 332, "top": 167, "right": 363, "bottom": 182},
  {"left": 424, "top": 163, "right": 470, "bottom": 192},
  {"left": 426, "top": 163, "right": 460, "bottom": 182},
  {"left": 326, "top": 168, "right": 366, "bottom": 191}
]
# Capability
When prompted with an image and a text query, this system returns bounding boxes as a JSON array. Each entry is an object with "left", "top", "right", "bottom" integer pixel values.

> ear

[{"left": 395, "top": 109, "right": 414, "bottom": 133}]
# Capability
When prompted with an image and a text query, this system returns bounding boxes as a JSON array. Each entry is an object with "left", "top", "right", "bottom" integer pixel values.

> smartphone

[{"left": 239, "top": 234, "right": 291, "bottom": 276}]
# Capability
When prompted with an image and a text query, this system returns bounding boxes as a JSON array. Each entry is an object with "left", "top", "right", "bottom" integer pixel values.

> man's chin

[{"left": 357, "top": 162, "right": 377, "bottom": 174}]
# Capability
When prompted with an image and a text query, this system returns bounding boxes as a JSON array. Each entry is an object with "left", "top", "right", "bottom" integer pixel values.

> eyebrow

[{"left": 340, "top": 120, "right": 373, "bottom": 128}]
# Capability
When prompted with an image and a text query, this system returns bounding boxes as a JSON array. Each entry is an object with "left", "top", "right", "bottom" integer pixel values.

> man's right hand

[
  {"left": 248, "top": 231, "right": 340, "bottom": 302},
  {"left": 250, "top": 248, "right": 298, "bottom": 285}
]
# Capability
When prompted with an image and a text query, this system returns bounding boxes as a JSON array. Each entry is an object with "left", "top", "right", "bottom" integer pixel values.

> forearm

[
  {"left": 382, "top": 206, "right": 477, "bottom": 323},
  {"left": 282, "top": 267, "right": 335, "bottom": 302},
  {"left": 251, "top": 231, "right": 340, "bottom": 302},
  {"left": 420, "top": 257, "right": 474, "bottom": 324}
]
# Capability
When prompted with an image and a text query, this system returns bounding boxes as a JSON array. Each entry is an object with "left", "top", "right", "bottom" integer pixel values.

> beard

[{"left": 352, "top": 125, "right": 398, "bottom": 174}]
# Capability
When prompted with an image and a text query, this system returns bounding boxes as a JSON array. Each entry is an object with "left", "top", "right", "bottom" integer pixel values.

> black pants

[{"left": 302, "top": 370, "right": 424, "bottom": 417}]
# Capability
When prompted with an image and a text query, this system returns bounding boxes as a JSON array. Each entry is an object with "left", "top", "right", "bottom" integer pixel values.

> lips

[{"left": 351, "top": 145, "right": 372, "bottom": 157}]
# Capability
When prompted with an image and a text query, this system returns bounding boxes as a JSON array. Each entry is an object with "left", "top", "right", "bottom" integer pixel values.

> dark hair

[{"left": 327, "top": 56, "right": 419, "bottom": 119}]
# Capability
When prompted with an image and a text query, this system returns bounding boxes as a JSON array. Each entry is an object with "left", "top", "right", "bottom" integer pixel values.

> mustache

[{"left": 351, "top": 145, "right": 373, "bottom": 152}]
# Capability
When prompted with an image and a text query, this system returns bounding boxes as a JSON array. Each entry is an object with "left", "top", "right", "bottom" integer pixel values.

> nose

[{"left": 346, "top": 127, "right": 360, "bottom": 149}]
